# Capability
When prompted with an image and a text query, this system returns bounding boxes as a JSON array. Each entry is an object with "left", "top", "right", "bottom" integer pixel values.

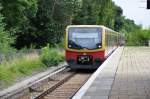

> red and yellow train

[{"left": 65, "top": 25, "right": 123, "bottom": 69}]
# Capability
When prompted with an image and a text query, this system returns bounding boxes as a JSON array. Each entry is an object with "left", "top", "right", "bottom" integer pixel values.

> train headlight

[
  {"left": 98, "top": 45, "right": 101, "bottom": 48},
  {"left": 68, "top": 45, "right": 72, "bottom": 48},
  {"left": 96, "top": 43, "right": 102, "bottom": 48}
]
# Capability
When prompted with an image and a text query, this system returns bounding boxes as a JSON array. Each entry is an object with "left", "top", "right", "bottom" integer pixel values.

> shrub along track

[{"left": 2, "top": 66, "right": 93, "bottom": 99}]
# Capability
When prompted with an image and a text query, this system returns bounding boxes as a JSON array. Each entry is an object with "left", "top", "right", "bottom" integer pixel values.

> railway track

[
  {"left": 2, "top": 66, "right": 92, "bottom": 99},
  {"left": 20, "top": 68, "right": 76, "bottom": 99},
  {"left": 39, "top": 73, "right": 91, "bottom": 99},
  {"left": 21, "top": 70, "right": 91, "bottom": 99}
]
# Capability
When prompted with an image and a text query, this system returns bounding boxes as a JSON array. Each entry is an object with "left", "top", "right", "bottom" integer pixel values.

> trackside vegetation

[
  {"left": 41, "top": 46, "right": 64, "bottom": 67},
  {"left": 0, "top": 56, "right": 44, "bottom": 85},
  {"left": 0, "top": 46, "right": 64, "bottom": 86}
]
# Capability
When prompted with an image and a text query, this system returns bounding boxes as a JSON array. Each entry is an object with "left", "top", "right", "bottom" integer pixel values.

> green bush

[{"left": 40, "top": 45, "right": 64, "bottom": 67}]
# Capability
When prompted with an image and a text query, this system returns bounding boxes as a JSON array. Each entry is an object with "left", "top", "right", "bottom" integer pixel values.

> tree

[
  {"left": 114, "top": 6, "right": 124, "bottom": 31},
  {"left": 34, "top": 0, "right": 81, "bottom": 47},
  {"left": 73, "top": 0, "right": 122, "bottom": 30},
  {"left": 1, "top": 0, "right": 38, "bottom": 49},
  {"left": 0, "top": 4, "right": 13, "bottom": 53}
]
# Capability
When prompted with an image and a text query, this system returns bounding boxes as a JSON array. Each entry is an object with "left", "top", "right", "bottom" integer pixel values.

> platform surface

[{"left": 73, "top": 47, "right": 150, "bottom": 99}]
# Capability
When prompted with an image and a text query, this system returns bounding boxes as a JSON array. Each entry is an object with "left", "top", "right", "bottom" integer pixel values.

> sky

[{"left": 112, "top": 0, "right": 150, "bottom": 28}]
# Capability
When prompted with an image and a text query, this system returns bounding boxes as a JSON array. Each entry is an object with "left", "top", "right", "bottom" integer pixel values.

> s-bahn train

[{"left": 65, "top": 25, "right": 124, "bottom": 69}]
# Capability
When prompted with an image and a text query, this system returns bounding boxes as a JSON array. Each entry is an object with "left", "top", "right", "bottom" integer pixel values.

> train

[{"left": 65, "top": 25, "right": 124, "bottom": 69}]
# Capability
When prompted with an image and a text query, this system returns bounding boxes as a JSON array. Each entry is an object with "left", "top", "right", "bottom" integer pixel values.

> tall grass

[
  {"left": 0, "top": 53, "right": 45, "bottom": 85},
  {"left": 0, "top": 45, "right": 64, "bottom": 86}
]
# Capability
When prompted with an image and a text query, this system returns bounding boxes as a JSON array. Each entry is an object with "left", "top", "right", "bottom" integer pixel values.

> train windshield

[{"left": 68, "top": 27, "right": 102, "bottom": 50}]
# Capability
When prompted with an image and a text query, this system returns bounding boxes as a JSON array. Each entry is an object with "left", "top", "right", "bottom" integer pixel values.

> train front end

[{"left": 65, "top": 25, "right": 105, "bottom": 69}]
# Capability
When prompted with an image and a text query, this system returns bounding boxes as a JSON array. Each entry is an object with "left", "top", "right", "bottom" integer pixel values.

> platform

[{"left": 72, "top": 47, "right": 150, "bottom": 99}]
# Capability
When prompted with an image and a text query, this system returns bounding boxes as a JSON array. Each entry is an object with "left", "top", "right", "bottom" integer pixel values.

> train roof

[
  {"left": 67, "top": 25, "right": 105, "bottom": 28},
  {"left": 67, "top": 25, "right": 120, "bottom": 34}
]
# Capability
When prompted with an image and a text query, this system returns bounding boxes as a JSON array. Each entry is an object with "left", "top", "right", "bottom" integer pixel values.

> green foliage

[
  {"left": 40, "top": 44, "right": 64, "bottom": 67},
  {"left": 72, "top": 0, "right": 124, "bottom": 30},
  {"left": 33, "top": 0, "right": 81, "bottom": 48},
  {"left": 1, "top": 0, "right": 38, "bottom": 49},
  {"left": 0, "top": 54, "right": 44, "bottom": 85},
  {"left": 9, "top": 58, "right": 44, "bottom": 75},
  {"left": 1, "top": 0, "right": 38, "bottom": 33},
  {"left": 0, "top": 67, "right": 13, "bottom": 85},
  {"left": 0, "top": 46, "right": 65, "bottom": 85},
  {"left": 0, "top": 0, "right": 81, "bottom": 49},
  {"left": 0, "top": 5, "right": 14, "bottom": 53},
  {"left": 56, "top": 39, "right": 65, "bottom": 48},
  {"left": 126, "top": 29, "right": 150, "bottom": 46}
]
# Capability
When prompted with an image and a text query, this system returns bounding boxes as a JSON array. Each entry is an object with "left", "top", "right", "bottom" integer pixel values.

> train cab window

[{"left": 68, "top": 27, "right": 102, "bottom": 50}]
